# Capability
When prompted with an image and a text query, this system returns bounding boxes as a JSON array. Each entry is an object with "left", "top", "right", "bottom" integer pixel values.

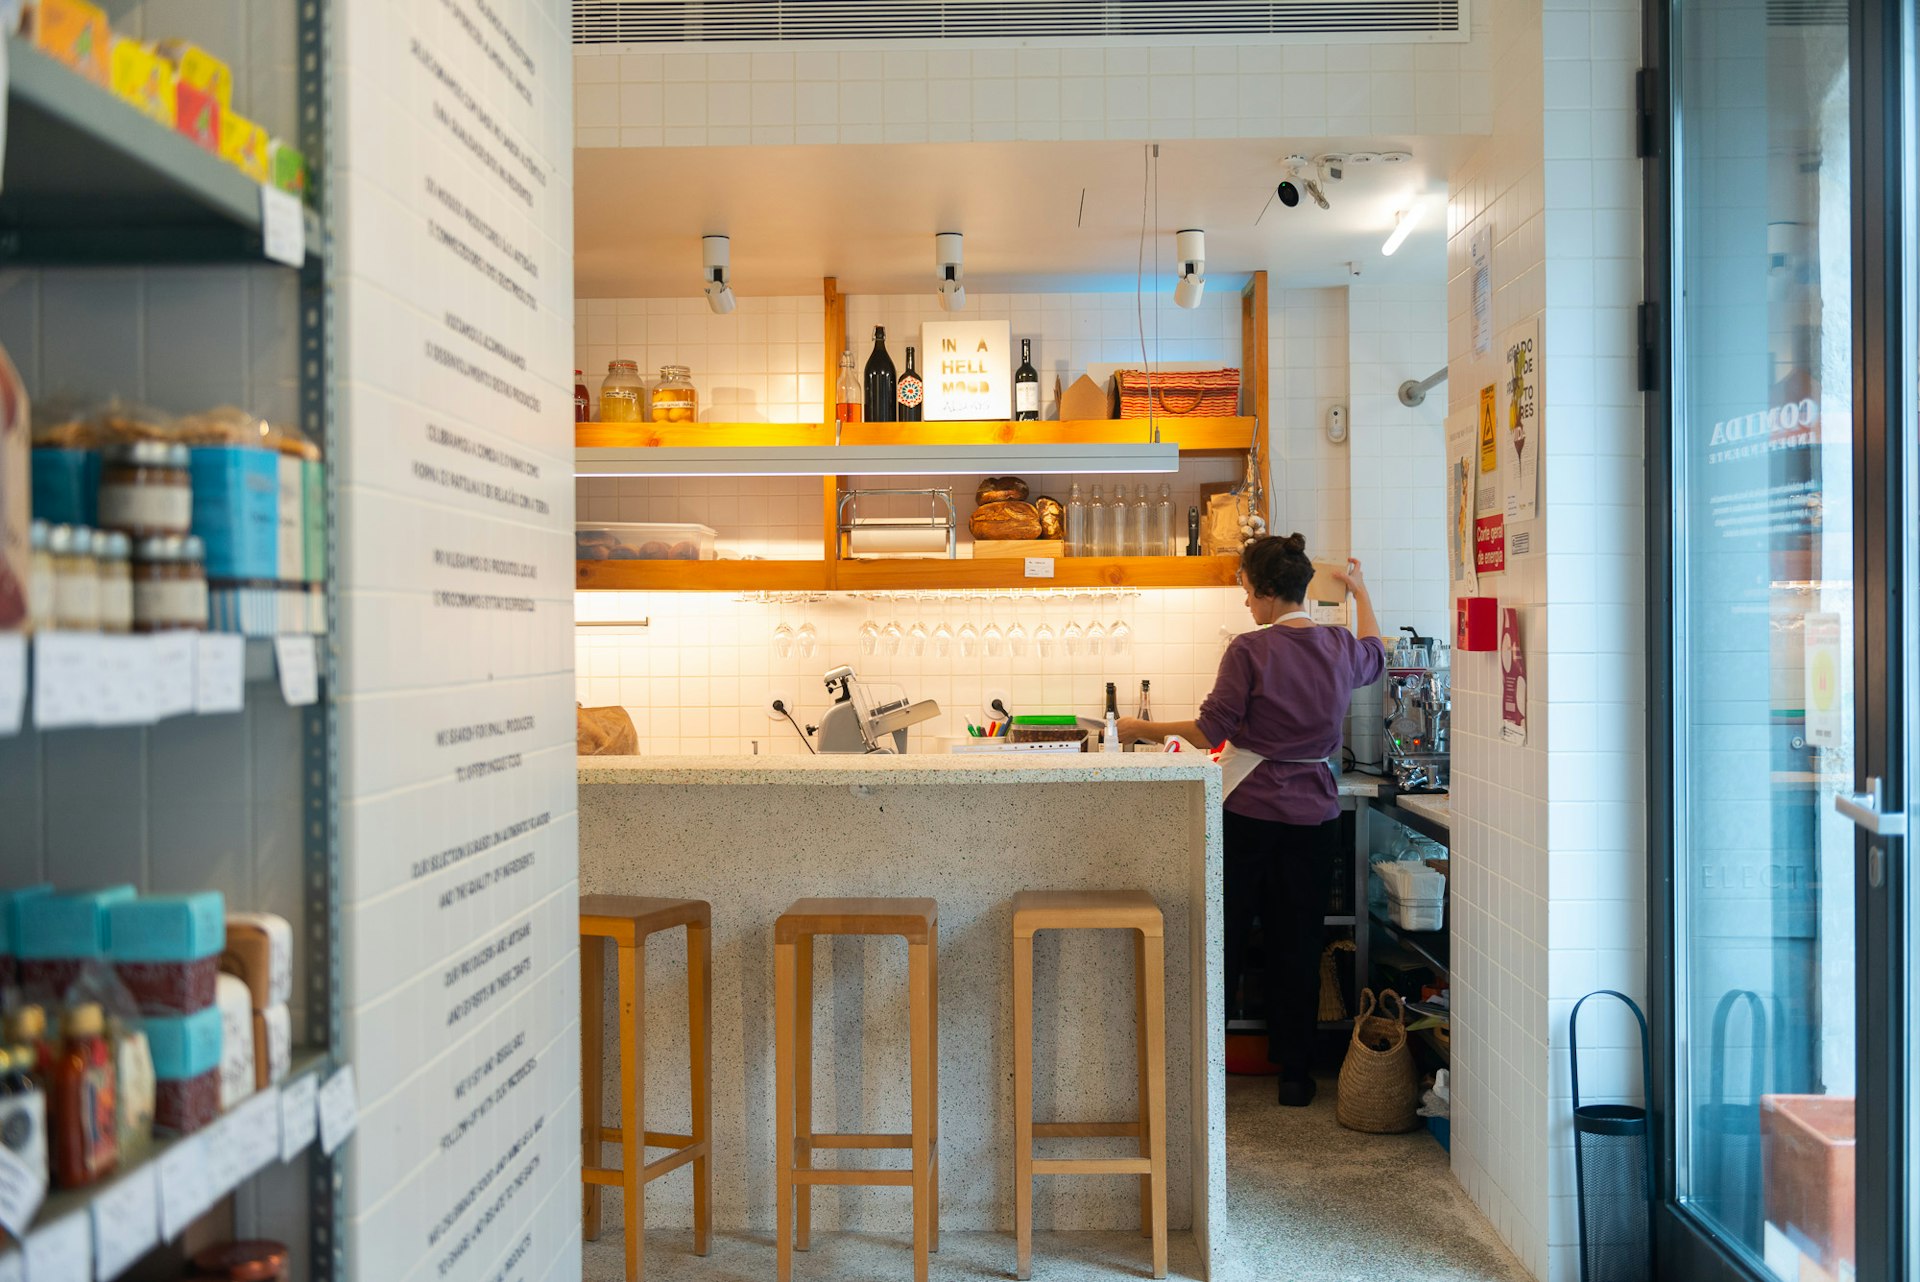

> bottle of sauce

[
  {"left": 0, "top": 1045, "right": 48, "bottom": 1186},
  {"left": 573, "top": 370, "right": 590, "bottom": 423},
  {"left": 50, "top": 1002, "right": 117, "bottom": 1188},
  {"left": 834, "top": 349, "right": 862, "bottom": 426}
]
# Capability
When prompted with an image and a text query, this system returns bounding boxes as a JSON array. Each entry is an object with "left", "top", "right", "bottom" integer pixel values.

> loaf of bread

[
  {"left": 976, "top": 476, "right": 1029, "bottom": 504},
  {"left": 970, "top": 500, "right": 1042, "bottom": 540},
  {"left": 1034, "top": 496, "right": 1064, "bottom": 539}
]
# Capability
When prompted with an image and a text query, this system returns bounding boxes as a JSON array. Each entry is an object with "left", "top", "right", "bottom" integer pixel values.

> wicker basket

[
  {"left": 1115, "top": 368, "right": 1241, "bottom": 418},
  {"left": 1336, "top": 988, "right": 1420, "bottom": 1134},
  {"left": 1318, "top": 939, "right": 1355, "bottom": 1021}
]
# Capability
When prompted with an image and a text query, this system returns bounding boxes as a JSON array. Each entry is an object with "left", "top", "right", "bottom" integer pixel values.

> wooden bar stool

[
  {"left": 580, "top": 895, "right": 714, "bottom": 1282},
  {"left": 1011, "top": 890, "right": 1168, "bottom": 1281},
  {"left": 774, "top": 897, "right": 940, "bottom": 1282}
]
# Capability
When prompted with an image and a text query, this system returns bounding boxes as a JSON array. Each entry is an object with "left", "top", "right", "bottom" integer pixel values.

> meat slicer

[{"left": 810, "top": 665, "right": 941, "bottom": 754}]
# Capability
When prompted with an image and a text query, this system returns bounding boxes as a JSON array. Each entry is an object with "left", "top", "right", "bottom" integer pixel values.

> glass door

[{"left": 1651, "top": 0, "right": 1913, "bottom": 1278}]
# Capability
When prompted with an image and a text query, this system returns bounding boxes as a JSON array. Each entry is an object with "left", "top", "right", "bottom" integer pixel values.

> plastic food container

[
  {"left": 1009, "top": 716, "right": 1090, "bottom": 751},
  {"left": 576, "top": 522, "right": 717, "bottom": 562},
  {"left": 145, "top": 1005, "right": 223, "bottom": 1134},
  {"left": 109, "top": 892, "right": 226, "bottom": 1015},
  {"left": 1377, "top": 861, "right": 1446, "bottom": 931},
  {"left": 17, "top": 885, "right": 136, "bottom": 997}
]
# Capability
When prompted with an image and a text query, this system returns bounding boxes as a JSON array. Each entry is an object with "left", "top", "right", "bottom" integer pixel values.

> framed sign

[{"left": 922, "top": 319, "right": 1011, "bottom": 420}]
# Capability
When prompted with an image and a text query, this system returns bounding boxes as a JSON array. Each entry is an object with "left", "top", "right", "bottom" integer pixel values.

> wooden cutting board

[{"left": 972, "top": 539, "right": 1066, "bottom": 559}]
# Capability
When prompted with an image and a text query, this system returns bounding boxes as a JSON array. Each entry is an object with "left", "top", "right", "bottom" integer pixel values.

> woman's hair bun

[
  {"left": 1239, "top": 532, "right": 1315, "bottom": 602},
  {"left": 1278, "top": 532, "right": 1307, "bottom": 555}
]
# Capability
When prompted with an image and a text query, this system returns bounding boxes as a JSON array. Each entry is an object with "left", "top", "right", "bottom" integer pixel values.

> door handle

[{"left": 1836, "top": 776, "right": 1909, "bottom": 838}]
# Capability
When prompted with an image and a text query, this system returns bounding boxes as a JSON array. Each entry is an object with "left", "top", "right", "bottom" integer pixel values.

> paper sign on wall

[
  {"left": 1500, "top": 608, "right": 1527, "bottom": 745},
  {"left": 1470, "top": 226, "right": 1494, "bottom": 356},
  {"left": 1805, "top": 612, "right": 1845, "bottom": 747},
  {"left": 1478, "top": 384, "right": 1498, "bottom": 475},
  {"left": 1475, "top": 515, "right": 1507, "bottom": 575},
  {"left": 1446, "top": 410, "right": 1478, "bottom": 590},
  {"left": 1500, "top": 319, "right": 1540, "bottom": 522},
  {"left": 922, "top": 319, "right": 1012, "bottom": 421}
]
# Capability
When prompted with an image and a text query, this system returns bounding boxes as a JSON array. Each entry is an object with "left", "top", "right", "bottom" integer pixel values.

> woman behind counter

[{"left": 1117, "top": 533, "right": 1383, "bottom": 1106}]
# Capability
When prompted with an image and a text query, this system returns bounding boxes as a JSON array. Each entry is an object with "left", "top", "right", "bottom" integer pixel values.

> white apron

[{"left": 1215, "top": 612, "right": 1337, "bottom": 799}]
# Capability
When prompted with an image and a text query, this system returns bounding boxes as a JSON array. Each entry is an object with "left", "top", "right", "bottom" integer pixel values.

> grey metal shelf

[
  {"left": 1370, "top": 910, "right": 1450, "bottom": 975},
  {"left": 0, "top": 37, "right": 320, "bottom": 264},
  {"left": 1372, "top": 795, "right": 1450, "bottom": 846}
]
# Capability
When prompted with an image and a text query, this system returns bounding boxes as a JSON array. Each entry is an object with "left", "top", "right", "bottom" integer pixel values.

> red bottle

[
  {"left": 574, "top": 370, "right": 590, "bottom": 423},
  {"left": 50, "top": 1002, "right": 117, "bottom": 1187}
]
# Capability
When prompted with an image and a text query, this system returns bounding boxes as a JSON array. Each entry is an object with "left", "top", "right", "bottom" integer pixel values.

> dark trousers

[{"left": 1224, "top": 808, "right": 1341, "bottom": 1075}]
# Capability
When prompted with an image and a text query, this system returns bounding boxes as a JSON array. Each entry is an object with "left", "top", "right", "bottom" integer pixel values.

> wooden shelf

[
  {"left": 575, "top": 417, "right": 1255, "bottom": 454},
  {"left": 577, "top": 555, "right": 1238, "bottom": 592}
]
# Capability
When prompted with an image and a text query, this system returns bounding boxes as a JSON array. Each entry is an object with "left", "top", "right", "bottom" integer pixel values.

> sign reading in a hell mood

[
  {"left": 1475, "top": 514, "right": 1507, "bottom": 574},
  {"left": 922, "top": 319, "right": 1011, "bottom": 420},
  {"left": 1500, "top": 607, "right": 1526, "bottom": 745}
]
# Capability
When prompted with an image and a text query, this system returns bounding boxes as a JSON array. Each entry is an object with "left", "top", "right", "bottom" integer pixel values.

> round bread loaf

[
  {"left": 1034, "top": 496, "right": 1064, "bottom": 539},
  {"left": 970, "top": 500, "right": 1042, "bottom": 540},
  {"left": 976, "top": 476, "right": 1029, "bottom": 504}
]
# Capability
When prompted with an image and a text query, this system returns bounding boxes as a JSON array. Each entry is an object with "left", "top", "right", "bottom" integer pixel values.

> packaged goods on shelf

[
  {"left": 23, "top": 0, "right": 111, "bottom": 85},
  {"left": 214, "top": 973, "right": 254, "bottom": 1108},
  {"left": 108, "top": 35, "right": 175, "bottom": 126},
  {"left": 253, "top": 1004, "right": 290, "bottom": 1089},
  {"left": 221, "top": 912, "right": 293, "bottom": 1010},
  {"left": 576, "top": 521, "right": 717, "bottom": 562},
  {"left": 108, "top": 892, "right": 225, "bottom": 1016},
  {"left": 152, "top": 37, "right": 233, "bottom": 111},
  {"left": 269, "top": 140, "right": 308, "bottom": 197},
  {"left": 145, "top": 1003, "right": 221, "bottom": 1134},
  {"left": 219, "top": 110, "right": 270, "bottom": 182},
  {"left": 17, "top": 885, "right": 135, "bottom": 996},
  {"left": 0, "top": 342, "right": 27, "bottom": 634},
  {"left": 0, "top": 885, "right": 53, "bottom": 985}
]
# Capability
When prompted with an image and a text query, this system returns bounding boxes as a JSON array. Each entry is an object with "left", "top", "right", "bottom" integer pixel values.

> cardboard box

[
  {"left": 220, "top": 110, "right": 271, "bottom": 182},
  {"left": 154, "top": 38, "right": 232, "bottom": 109},
  {"left": 269, "top": 140, "right": 309, "bottom": 198},
  {"left": 110, "top": 37, "right": 177, "bottom": 125},
  {"left": 189, "top": 446, "right": 279, "bottom": 580},
  {"left": 1058, "top": 374, "right": 1111, "bottom": 422},
  {"left": 174, "top": 80, "right": 223, "bottom": 153},
  {"left": 0, "top": 346, "right": 25, "bottom": 633},
  {"left": 1762, "top": 1095, "right": 1855, "bottom": 1273},
  {"left": 27, "top": 0, "right": 111, "bottom": 85}
]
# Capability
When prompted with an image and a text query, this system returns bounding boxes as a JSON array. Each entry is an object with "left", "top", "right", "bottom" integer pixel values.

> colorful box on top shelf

[
  {"left": 189, "top": 446, "right": 279, "bottom": 581},
  {"left": 0, "top": 885, "right": 54, "bottom": 986},
  {"left": 26, "top": 0, "right": 112, "bottom": 85},
  {"left": 270, "top": 141, "right": 309, "bottom": 198},
  {"left": 219, "top": 111, "right": 271, "bottom": 182},
  {"left": 173, "top": 79, "right": 223, "bottom": 153},
  {"left": 16, "top": 884, "right": 135, "bottom": 995},
  {"left": 108, "top": 35, "right": 176, "bottom": 126},
  {"left": 153, "top": 38, "right": 233, "bottom": 110},
  {"left": 144, "top": 1003, "right": 223, "bottom": 1134},
  {"left": 108, "top": 891, "right": 225, "bottom": 1015}
]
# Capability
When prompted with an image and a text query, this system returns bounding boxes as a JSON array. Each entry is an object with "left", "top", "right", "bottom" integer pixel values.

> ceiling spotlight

[
  {"left": 702, "top": 234, "right": 736, "bottom": 314},
  {"left": 1173, "top": 229, "right": 1206, "bottom": 309},
  {"left": 934, "top": 231, "right": 966, "bottom": 312},
  {"left": 1381, "top": 200, "right": 1427, "bottom": 257}
]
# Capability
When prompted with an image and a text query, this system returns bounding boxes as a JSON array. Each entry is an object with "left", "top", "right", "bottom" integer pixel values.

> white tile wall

[{"left": 574, "top": 35, "right": 1497, "bottom": 150}]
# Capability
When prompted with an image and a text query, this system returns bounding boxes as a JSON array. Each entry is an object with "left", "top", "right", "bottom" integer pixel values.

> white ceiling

[{"left": 574, "top": 136, "right": 1458, "bottom": 299}]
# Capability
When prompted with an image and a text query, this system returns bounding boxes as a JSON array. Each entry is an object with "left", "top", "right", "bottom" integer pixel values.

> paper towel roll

[{"left": 848, "top": 526, "right": 950, "bottom": 555}]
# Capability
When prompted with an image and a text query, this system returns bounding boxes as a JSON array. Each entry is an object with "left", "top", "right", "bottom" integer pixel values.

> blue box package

[
  {"left": 145, "top": 1005, "right": 225, "bottom": 1080},
  {"left": 189, "top": 446, "right": 279, "bottom": 580},
  {"left": 17, "top": 885, "right": 137, "bottom": 962},
  {"left": 31, "top": 449, "right": 100, "bottom": 526}
]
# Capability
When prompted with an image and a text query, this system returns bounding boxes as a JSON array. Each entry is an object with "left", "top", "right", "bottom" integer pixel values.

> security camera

[
  {"left": 934, "top": 231, "right": 966, "bottom": 312},
  {"left": 1173, "top": 228, "right": 1205, "bottom": 309},
  {"left": 1276, "top": 181, "right": 1300, "bottom": 209},
  {"left": 702, "top": 235, "right": 736, "bottom": 314}
]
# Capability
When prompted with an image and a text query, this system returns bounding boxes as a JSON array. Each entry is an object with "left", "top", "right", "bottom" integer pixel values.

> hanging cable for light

[
  {"left": 1381, "top": 200, "right": 1426, "bottom": 257},
  {"left": 1173, "top": 228, "right": 1206, "bottom": 309},
  {"left": 702, "top": 234, "right": 736, "bottom": 313},
  {"left": 934, "top": 231, "right": 965, "bottom": 311}
]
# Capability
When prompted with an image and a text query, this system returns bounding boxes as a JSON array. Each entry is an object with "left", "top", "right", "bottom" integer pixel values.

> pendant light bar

[{"left": 576, "top": 442, "right": 1180, "bottom": 478}]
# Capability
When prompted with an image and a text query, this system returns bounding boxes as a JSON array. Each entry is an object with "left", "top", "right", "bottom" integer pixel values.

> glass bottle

[
  {"left": 1088, "top": 485, "right": 1108, "bottom": 557},
  {"left": 598, "top": 360, "right": 644, "bottom": 423},
  {"left": 835, "top": 349, "right": 862, "bottom": 425},
  {"left": 1064, "top": 482, "right": 1087, "bottom": 556},
  {"left": 50, "top": 524, "right": 101, "bottom": 631},
  {"left": 97, "top": 531, "right": 133, "bottom": 633},
  {"left": 50, "top": 1002, "right": 116, "bottom": 1189},
  {"left": 573, "top": 370, "right": 589, "bottom": 423},
  {"left": 1137, "top": 679, "right": 1152, "bottom": 720},
  {"left": 1154, "top": 484, "right": 1174, "bottom": 555},
  {"left": 863, "top": 326, "right": 897, "bottom": 423},
  {"left": 1130, "top": 483, "right": 1151, "bottom": 557},
  {"left": 0, "top": 1047, "right": 46, "bottom": 1195},
  {"left": 1014, "top": 338, "right": 1040, "bottom": 421},
  {"left": 895, "top": 346, "right": 924, "bottom": 422},
  {"left": 651, "top": 365, "right": 698, "bottom": 423}
]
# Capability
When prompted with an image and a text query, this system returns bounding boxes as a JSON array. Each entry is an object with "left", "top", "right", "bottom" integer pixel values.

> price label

[
  {"left": 94, "top": 634, "right": 157, "bottom": 727},
  {"left": 1022, "top": 557, "right": 1055, "bottom": 579},
  {"left": 32, "top": 632, "right": 100, "bottom": 728},
  {"left": 281, "top": 1072, "right": 318, "bottom": 1160},
  {"left": 216, "top": 1089, "right": 282, "bottom": 1186},
  {"left": 274, "top": 635, "right": 319, "bottom": 707},
  {"left": 25, "top": 1211, "right": 90, "bottom": 1282},
  {"left": 260, "top": 185, "right": 306, "bottom": 267},
  {"left": 90, "top": 1165, "right": 158, "bottom": 1279},
  {"left": 157, "top": 1135, "right": 215, "bottom": 1239},
  {"left": 194, "top": 633, "right": 247, "bottom": 714},
  {"left": 0, "top": 1142, "right": 47, "bottom": 1238},
  {"left": 148, "top": 632, "right": 197, "bottom": 720},
  {"left": 0, "top": 633, "right": 24, "bottom": 736},
  {"left": 318, "top": 1066, "right": 358, "bottom": 1156}
]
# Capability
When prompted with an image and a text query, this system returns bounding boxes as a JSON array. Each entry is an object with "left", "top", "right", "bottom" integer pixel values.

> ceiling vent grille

[
  {"left": 573, "top": 1, "right": 1467, "bottom": 45},
  {"left": 1765, "top": 0, "right": 1845, "bottom": 24}
]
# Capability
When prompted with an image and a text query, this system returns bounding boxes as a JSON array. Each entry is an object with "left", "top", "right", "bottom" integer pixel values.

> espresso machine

[{"left": 1383, "top": 626, "right": 1450, "bottom": 792}]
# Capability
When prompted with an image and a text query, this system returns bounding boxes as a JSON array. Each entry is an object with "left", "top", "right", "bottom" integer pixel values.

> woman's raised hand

[{"left": 1331, "top": 557, "right": 1368, "bottom": 596}]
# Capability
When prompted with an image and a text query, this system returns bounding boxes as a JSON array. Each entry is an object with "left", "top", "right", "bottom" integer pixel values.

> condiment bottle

[
  {"left": 97, "top": 531, "right": 134, "bottom": 633},
  {"left": 28, "top": 520, "right": 55, "bottom": 629},
  {"left": 7, "top": 1005, "right": 53, "bottom": 1081},
  {"left": 132, "top": 535, "right": 209, "bottom": 632},
  {"left": 573, "top": 370, "right": 590, "bottom": 423},
  {"left": 97, "top": 441, "right": 193, "bottom": 537},
  {"left": 50, "top": 524, "right": 102, "bottom": 631},
  {"left": 0, "top": 1045, "right": 49, "bottom": 1187},
  {"left": 599, "top": 360, "right": 644, "bottom": 423},
  {"left": 50, "top": 1002, "right": 117, "bottom": 1188},
  {"left": 834, "top": 349, "right": 861, "bottom": 425}
]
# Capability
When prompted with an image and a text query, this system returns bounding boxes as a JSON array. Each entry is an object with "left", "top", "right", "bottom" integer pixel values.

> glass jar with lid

[
  {"left": 132, "top": 535, "right": 209, "bottom": 632},
  {"left": 599, "top": 360, "right": 645, "bottom": 423},
  {"left": 651, "top": 365, "right": 698, "bottom": 423},
  {"left": 98, "top": 441, "right": 193, "bottom": 536},
  {"left": 49, "top": 525, "right": 101, "bottom": 631},
  {"left": 28, "top": 520, "right": 55, "bottom": 630},
  {"left": 96, "top": 531, "right": 133, "bottom": 634}
]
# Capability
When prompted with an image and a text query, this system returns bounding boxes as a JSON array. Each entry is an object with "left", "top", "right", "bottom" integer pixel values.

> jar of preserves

[
  {"left": 50, "top": 525, "right": 101, "bottom": 631},
  {"left": 97, "top": 441, "right": 193, "bottom": 536},
  {"left": 132, "top": 535, "right": 209, "bottom": 632},
  {"left": 574, "top": 370, "right": 590, "bottom": 423},
  {"left": 96, "top": 531, "right": 133, "bottom": 634},
  {"left": 599, "top": 360, "right": 644, "bottom": 423},
  {"left": 651, "top": 365, "right": 698, "bottom": 423},
  {"left": 28, "top": 520, "right": 55, "bottom": 629}
]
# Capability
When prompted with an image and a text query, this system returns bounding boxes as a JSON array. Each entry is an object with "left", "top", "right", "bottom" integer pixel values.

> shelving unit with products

[
  {"left": 0, "top": 2, "right": 345, "bottom": 1277},
  {"left": 576, "top": 274, "right": 1272, "bottom": 594},
  {"left": 1366, "top": 798, "right": 1451, "bottom": 1067}
]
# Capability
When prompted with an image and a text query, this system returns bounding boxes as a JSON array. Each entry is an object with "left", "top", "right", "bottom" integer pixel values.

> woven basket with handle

[
  {"left": 1336, "top": 988, "right": 1421, "bottom": 1133},
  {"left": 1115, "top": 368, "right": 1241, "bottom": 418}
]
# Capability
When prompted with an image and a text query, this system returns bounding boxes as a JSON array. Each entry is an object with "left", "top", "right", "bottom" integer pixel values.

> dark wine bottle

[
  {"left": 1014, "top": 338, "right": 1039, "bottom": 421},
  {"left": 896, "top": 346, "right": 924, "bottom": 422},
  {"left": 864, "top": 326, "right": 897, "bottom": 423},
  {"left": 1104, "top": 681, "right": 1118, "bottom": 719}
]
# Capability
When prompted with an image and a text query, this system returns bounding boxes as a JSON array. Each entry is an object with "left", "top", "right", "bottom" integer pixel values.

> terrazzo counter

[{"left": 579, "top": 753, "right": 1229, "bottom": 1278}]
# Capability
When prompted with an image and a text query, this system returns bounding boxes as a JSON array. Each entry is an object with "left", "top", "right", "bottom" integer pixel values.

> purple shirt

[{"left": 1196, "top": 625, "right": 1386, "bottom": 825}]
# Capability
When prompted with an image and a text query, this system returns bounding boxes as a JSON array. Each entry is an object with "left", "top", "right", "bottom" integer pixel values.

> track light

[
  {"left": 1173, "top": 228, "right": 1205, "bottom": 309},
  {"left": 1381, "top": 200, "right": 1426, "bottom": 257},
  {"left": 702, "top": 234, "right": 736, "bottom": 314},
  {"left": 934, "top": 231, "right": 966, "bottom": 311}
]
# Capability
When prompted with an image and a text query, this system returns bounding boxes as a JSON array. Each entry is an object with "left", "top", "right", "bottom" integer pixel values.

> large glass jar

[
  {"left": 651, "top": 365, "right": 698, "bottom": 423},
  {"left": 49, "top": 524, "right": 101, "bottom": 631},
  {"left": 98, "top": 441, "right": 192, "bottom": 536},
  {"left": 598, "top": 360, "right": 644, "bottom": 423},
  {"left": 132, "top": 535, "right": 209, "bottom": 632}
]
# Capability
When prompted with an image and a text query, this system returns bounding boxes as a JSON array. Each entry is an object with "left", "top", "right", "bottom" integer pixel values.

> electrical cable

[
  {"left": 773, "top": 700, "right": 816, "bottom": 753},
  {"left": 1136, "top": 143, "right": 1154, "bottom": 439}
]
